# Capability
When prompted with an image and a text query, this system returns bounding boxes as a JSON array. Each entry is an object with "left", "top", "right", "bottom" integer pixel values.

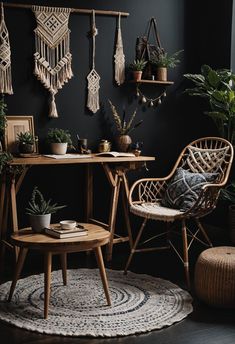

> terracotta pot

[
  {"left": 156, "top": 67, "right": 167, "bottom": 81},
  {"left": 133, "top": 71, "right": 143, "bottom": 82},
  {"left": 50, "top": 142, "right": 68, "bottom": 155},
  {"left": 116, "top": 135, "right": 132, "bottom": 152}
]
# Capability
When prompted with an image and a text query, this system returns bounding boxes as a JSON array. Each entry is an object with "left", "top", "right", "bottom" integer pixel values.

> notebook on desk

[{"left": 43, "top": 154, "right": 92, "bottom": 159}]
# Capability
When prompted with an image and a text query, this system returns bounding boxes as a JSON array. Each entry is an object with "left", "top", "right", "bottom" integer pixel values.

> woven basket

[{"left": 194, "top": 246, "right": 235, "bottom": 308}]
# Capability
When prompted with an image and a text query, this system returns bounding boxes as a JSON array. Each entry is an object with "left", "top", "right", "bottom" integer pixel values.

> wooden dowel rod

[{"left": 4, "top": 3, "right": 130, "bottom": 17}]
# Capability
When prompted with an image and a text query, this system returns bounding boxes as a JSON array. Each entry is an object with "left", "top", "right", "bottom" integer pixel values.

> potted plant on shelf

[
  {"left": 129, "top": 59, "right": 147, "bottom": 82},
  {"left": 108, "top": 100, "right": 143, "bottom": 152},
  {"left": 184, "top": 64, "right": 235, "bottom": 241},
  {"left": 26, "top": 186, "right": 66, "bottom": 233},
  {"left": 151, "top": 49, "right": 183, "bottom": 81},
  {"left": 46, "top": 128, "right": 73, "bottom": 155},
  {"left": 17, "top": 131, "right": 36, "bottom": 154}
]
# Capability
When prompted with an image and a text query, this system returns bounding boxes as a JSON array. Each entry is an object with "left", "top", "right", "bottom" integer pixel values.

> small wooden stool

[{"left": 194, "top": 246, "right": 235, "bottom": 308}]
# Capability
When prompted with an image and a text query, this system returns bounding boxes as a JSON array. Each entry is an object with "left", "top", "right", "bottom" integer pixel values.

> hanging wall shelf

[{"left": 129, "top": 80, "right": 174, "bottom": 85}]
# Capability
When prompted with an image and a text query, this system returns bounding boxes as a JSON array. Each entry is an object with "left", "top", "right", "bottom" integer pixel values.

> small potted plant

[
  {"left": 46, "top": 128, "right": 73, "bottom": 155},
  {"left": 129, "top": 59, "right": 147, "bottom": 82},
  {"left": 26, "top": 186, "right": 66, "bottom": 233},
  {"left": 151, "top": 50, "right": 183, "bottom": 81},
  {"left": 17, "top": 131, "right": 35, "bottom": 154},
  {"left": 108, "top": 100, "right": 143, "bottom": 152}
]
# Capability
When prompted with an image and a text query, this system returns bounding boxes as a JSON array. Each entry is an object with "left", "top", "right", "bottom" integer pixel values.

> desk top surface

[{"left": 10, "top": 154, "right": 155, "bottom": 165}]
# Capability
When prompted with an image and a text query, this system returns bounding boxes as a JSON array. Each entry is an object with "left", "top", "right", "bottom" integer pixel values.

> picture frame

[{"left": 4, "top": 115, "right": 36, "bottom": 154}]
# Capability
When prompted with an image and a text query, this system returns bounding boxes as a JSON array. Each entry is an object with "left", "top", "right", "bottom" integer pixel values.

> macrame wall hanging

[
  {"left": 32, "top": 5, "right": 73, "bottom": 118},
  {"left": 87, "top": 10, "right": 100, "bottom": 114},
  {"left": 0, "top": 2, "right": 13, "bottom": 94},
  {"left": 114, "top": 13, "right": 125, "bottom": 86}
]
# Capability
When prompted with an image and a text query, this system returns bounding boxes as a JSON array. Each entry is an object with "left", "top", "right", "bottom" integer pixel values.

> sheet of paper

[{"left": 43, "top": 154, "right": 92, "bottom": 159}]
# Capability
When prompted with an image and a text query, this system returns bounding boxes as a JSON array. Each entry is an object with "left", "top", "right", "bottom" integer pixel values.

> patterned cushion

[{"left": 161, "top": 167, "right": 218, "bottom": 211}]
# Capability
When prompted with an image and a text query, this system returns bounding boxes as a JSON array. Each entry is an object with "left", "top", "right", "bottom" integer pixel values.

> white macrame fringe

[
  {"left": 0, "top": 2, "right": 13, "bottom": 94},
  {"left": 32, "top": 5, "right": 73, "bottom": 117},
  {"left": 114, "top": 14, "right": 125, "bottom": 86},
  {"left": 0, "top": 68, "right": 13, "bottom": 94},
  {"left": 49, "top": 93, "right": 58, "bottom": 118}
]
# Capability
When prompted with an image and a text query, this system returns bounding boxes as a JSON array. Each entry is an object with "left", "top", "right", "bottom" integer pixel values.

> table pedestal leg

[{"left": 94, "top": 246, "right": 111, "bottom": 306}]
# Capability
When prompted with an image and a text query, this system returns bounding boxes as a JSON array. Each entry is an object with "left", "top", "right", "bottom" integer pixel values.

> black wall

[{"left": 2, "top": 0, "right": 234, "bottom": 229}]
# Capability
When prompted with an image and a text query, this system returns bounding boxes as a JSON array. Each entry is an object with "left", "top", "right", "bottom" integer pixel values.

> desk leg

[
  {"left": 8, "top": 247, "right": 28, "bottom": 301},
  {"left": 106, "top": 174, "right": 121, "bottom": 261},
  {"left": 94, "top": 246, "right": 111, "bottom": 306},
  {"left": 44, "top": 251, "right": 52, "bottom": 319},
  {"left": 85, "top": 164, "right": 93, "bottom": 222},
  {"left": 0, "top": 173, "right": 6, "bottom": 237},
  {"left": 121, "top": 174, "right": 133, "bottom": 248},
  {"left": 10, "top": 176, "right": 19, "bottom": 260}
]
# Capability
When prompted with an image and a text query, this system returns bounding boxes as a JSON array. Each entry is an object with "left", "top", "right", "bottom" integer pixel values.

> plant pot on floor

[
  {"left": 50, "top": 143, "right": 68, "bottom": 155},
  {"left": 29, "top": 213, "right": 51, "bottom": 233}
]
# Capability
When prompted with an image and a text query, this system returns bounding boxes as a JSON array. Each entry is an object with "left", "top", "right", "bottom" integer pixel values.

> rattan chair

[{"left": 124, "top": 137, "right": 234, "bottom": 289}]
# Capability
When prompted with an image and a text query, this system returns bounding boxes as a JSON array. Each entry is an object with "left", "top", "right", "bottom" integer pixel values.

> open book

[{"left": 95, "top": 151, "right": 135, "bottom": 157}]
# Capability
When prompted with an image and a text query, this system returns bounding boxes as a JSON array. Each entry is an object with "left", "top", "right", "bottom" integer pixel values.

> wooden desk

[
  {"left": 0, "top": 154, "right": 155, "bottom": 269},
  {"left": 8, "top": 223, "right": 111, "bottom": 319}
]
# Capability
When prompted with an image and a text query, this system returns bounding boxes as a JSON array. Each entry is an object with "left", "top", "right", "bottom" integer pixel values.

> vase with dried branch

[{"left": 108, "top": 100, "right": 143, "bottom": 152}]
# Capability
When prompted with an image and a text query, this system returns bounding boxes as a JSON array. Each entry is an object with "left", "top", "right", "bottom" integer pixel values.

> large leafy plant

[
  {"left": 184, "top": 64, "right": 235, "bottom": 144},
  {"left": 46, "top": 128, "right": 73, "bottom": 145}
]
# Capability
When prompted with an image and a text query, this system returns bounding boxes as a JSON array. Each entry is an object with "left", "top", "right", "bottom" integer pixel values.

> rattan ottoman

[{"left": 194, "top": 246, "right": 235, "bottom": 308}]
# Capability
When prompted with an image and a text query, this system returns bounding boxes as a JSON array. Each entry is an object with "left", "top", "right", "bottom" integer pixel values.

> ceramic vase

[
  {"left": 29, "top": 213, "right": 51, "bottom": 233},
  {"left": 116, "top": 135, "right": 132, "bottom": 152}
]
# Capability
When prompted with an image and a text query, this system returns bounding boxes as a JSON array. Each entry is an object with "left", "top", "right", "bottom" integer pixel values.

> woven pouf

[{"left": 194, "top": 246, "right": 235, "bottom": 308}]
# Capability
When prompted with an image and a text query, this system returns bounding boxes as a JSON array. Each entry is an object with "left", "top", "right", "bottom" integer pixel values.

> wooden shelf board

[{"left": 129, "top": 80, "right": 174, "bottom": 85}]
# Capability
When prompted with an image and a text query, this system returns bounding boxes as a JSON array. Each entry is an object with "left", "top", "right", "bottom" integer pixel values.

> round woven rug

[{"left": 0, "top": 269, "right": 193, "bottom": 337}]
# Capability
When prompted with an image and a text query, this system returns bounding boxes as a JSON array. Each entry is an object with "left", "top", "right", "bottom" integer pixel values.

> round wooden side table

[
  {"left": 194, "top": 246, "right": 235, "bottom": 308},
  {"left": 8, "top": 223, "right": 111, "bottom": 319}
]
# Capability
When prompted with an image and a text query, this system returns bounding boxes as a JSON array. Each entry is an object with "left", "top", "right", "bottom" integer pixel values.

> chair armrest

[
  {"left": 129, "top": 176, "right": 171, "bottom": 206},
  {"left": 184, "top": 183, "right": 223, "bottom": 218}
]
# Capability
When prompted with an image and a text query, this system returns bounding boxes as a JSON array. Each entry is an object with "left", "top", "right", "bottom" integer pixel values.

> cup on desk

[{"left": 77, "top": 138, "right": 88, "bottom": 154}]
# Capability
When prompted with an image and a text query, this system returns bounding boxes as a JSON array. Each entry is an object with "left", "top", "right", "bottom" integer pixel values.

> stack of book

[{"left": 45, "top": 224, "right": 88, "bottom": 239}]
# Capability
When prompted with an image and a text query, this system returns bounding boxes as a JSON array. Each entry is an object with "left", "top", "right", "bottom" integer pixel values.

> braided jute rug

[{"left": 0, "top": 269, "right": 193, "bottom": 337}]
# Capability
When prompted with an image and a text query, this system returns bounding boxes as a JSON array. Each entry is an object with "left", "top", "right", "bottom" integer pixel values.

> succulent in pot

[
  {"left": 46, "top": 128, "right": 73, "bottom": 155},
  {"left": 26, "top": 186, "right": 66, "bottom": 233},
  {"left": 17, "top": 131, "right": 35, "bottom": 154},
  {"left": 129, "top": 59, "right": 147, "bottom": 81}
]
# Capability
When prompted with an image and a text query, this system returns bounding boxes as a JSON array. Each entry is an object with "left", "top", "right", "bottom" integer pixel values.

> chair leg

[
  {"left": 195, "top": 218, "right": 213, "bottom": 247},
  {"left": 124, "top": 218, "right": 147, "bottom": 275},
  {"left": 181, "top": 219, "right": 190, "bottom": 290}
]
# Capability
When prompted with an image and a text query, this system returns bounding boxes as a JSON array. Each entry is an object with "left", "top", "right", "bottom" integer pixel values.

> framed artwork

[{"left": 4, "top": 116, "right": 36, "bottom": 154}]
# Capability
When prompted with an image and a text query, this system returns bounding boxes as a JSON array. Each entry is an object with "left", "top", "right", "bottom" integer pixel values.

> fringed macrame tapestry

[
  {"left": 32, "top": 5, "right": 73, "bottom": 118},
  {"left": 87, "top": 10, "right": 100, "bottom": 114},
  {"left": 114, "top": 13, "right": 125, "bottom": 86},
  {"left": 0, "top": 2, "right": 13, "bottom": 94}
]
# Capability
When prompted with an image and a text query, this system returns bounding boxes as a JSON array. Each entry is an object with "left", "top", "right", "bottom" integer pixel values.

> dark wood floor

[{"left": 0, "top": 242, "right": 235, "bottom": 344}]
